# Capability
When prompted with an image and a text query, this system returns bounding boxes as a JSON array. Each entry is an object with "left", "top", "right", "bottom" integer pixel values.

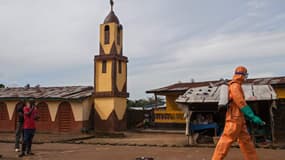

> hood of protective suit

[
  {"left": 230, "top": 66, "right": 247, "bottom": 84},
  {"left": 231, "top": 74, "right": 245, "bottom": 84}
]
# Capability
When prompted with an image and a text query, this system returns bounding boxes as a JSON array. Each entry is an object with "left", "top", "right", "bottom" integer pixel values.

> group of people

[{"left": 14, "top": 98, "right": 39, "bottom": 158}]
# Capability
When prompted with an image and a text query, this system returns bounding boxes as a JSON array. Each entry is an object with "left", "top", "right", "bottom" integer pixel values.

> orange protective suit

[{"left": 212, "top": 66, "right": 258, "bottom": 160}]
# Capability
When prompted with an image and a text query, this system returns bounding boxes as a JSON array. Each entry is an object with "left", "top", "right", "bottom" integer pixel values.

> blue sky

[{"left": 0, "top": 0, "right": 285, "bottom": 99}]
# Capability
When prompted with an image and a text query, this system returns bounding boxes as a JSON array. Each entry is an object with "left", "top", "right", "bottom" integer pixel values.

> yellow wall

[
  {"left": 2, "top": 100, "right": 59, "bottom": 121},
  {"left": 96, "top": 60, "right": 112, "bottom": 92},
  {"left": 82, "top": 97, "right": 94, "bottom": 121},
  {"left": 2, "top": 100, "right": 60, "bottom": 122},
  {"left": 166, "top": 95, "right": 180, "bottom": 111},
  {"left": 5, "top": 101, "right": 17, "bottom": 120},
  {"left": 113, "top": 98, "right": 127, "bottom": 120},
  {"left": 116, "top": 62, "right": 126, "bottom": 92},
  {"left": 2, "top": 98, "right": 93, "bottom": 122},
  {"left": 70, "top": 101, "right": 82, "bottom": 122},
  {"left": 100, "top": 23, "right": 122, "bottom": 55},
  {"left": 47, "top": 101, "right": 60, "bottom": 122},
  {"left": 275, "top": 87, "right": 285, "bottom": 98},
  {"left": 42, "top": 100, "right": 91, "bottom": 122},
  {"left": 94, "top": 97, "right": 126, "bottom": 120},
  {"left": 94, "top": 98, "right": 114, "bottom": 120}
]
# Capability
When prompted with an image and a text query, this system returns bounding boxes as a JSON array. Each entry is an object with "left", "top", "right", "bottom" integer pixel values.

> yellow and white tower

[{"left": 94, "top": 0, "right": 129, "bottom": 132}]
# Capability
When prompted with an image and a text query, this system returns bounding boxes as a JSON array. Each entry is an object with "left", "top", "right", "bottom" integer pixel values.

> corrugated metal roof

[
  {"left": 146, "top": 76, "right": 285, "bottom": 94},
  {"left": 176, "top": 84, "right": 277, "bottom": 104},
  {"left": 146, "top": 80, "right": 221, "bottom": 94},
  {"left": 0, "top": 86, "right": 93, "bottom": 100}
]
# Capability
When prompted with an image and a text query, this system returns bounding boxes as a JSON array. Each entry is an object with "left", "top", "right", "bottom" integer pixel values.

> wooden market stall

[{"left": 176, "top": 84, "right": 277, "bottom": 145}]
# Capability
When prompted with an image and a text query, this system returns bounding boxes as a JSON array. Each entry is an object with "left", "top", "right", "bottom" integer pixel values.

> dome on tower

[{"left": 104, "top": 11, "right": 120, "bottom": 24}]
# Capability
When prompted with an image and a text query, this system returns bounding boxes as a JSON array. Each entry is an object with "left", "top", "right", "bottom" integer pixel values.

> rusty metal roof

[
  {"left": 176, "top": 84, "right": 277, "bottom": 104},
  {"left": 146, "top": 80, "right": 221, "bottom": 94},
  {"left": 146, "top": 76, "right": 285, "bottom": 94},
  {"left": 0, "top": 86, "right": 93, "bottom": 101}
]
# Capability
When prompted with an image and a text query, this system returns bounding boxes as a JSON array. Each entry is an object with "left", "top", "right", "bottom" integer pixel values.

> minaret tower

[{"left": 94, "top": 0, "right": 129, "bottom": 132}]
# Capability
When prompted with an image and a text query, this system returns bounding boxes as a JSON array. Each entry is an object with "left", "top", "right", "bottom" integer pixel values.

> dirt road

[{"left": 0, "top": 143, "right": 284, "bottom": 160}]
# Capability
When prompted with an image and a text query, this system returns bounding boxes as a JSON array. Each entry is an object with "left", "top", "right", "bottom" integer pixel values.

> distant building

[{"left": 127, "top": 103, "right": 165, "bottom": 129}]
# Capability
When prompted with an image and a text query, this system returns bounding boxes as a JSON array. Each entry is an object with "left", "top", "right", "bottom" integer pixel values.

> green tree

[{"left": 0, "top": 84, "right": 5, "bottom": 88}]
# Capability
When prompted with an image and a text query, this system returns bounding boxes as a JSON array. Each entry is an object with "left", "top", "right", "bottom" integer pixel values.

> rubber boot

[
  {"left": 18, "top": 142, "right": 26, "bottom": 157},
  {"left": 26, "top": 141, "right": 34, "bottom": 155}
]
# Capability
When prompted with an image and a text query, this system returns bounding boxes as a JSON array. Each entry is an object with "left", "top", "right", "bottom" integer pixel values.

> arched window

[
  {"left": 118, "top": 60, "right": 122, "bottom": 74},
  {"left": 37, "top": 102, "right": 50, "bottom": 122},
  {"left": 102, "top": 60, "right": 107, "bottom": 73},
  {"left": 57, "top": 102, "right": 74, "bottom": 132},
  {"left": 104, "top": 25, "right": 110, "bottom": 44},
  {"left": 0, "top": 102, "right": 8, "bottom": 120},
  {"left": 36, "top": 102, "right": 52, "bottom": 132}
]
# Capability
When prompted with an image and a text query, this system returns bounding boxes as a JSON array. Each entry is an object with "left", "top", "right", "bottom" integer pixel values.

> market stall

[{"left": 176, "top": 83, "right": 277, "bottom": 145}]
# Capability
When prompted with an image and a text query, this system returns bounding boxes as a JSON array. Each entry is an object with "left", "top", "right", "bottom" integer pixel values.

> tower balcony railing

[{"left": 154, "top": 110, "right": 186, "bottom": 123}]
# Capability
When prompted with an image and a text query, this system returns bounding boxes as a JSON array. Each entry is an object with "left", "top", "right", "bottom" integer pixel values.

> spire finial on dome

[
  {"left": 104, "top": 0, "right": 119, "bottom": 24},
  {"left": 110, "top": 0, "right": 114, "bottom": 11}
]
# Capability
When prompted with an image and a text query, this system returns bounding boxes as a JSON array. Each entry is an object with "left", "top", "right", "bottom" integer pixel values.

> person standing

[
  {"left": 15, "top": 100, "right": 25, "bottom": 152},
  {"left": 18, "top": 99, "right": 39, "bottom": 157},
  {"left": 211, "top": 66, "right": 265, "bottom": 160}
]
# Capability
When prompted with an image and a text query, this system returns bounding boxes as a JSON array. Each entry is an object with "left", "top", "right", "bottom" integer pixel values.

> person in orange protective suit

[{"left": 212, "top": 66, "right": 265, "bottom": 160}]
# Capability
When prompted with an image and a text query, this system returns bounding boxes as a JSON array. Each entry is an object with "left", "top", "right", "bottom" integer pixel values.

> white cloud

[
  {"left": 176, "top": 32, "right": 285, "bottom": 63},
  {"left": 1, "top": 0, "right": 285, "bottom": 99}
]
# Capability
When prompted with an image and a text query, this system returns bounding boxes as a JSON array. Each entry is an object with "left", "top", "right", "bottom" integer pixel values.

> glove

[
  {"left": 218, "top": 105, "right": 228, "bottom": 112},
  {"left": 252, "top": 116, "right": 265, "bottom": 125},
  {"left": 241, "top": 105, "right": 265, "bottom": 126}
]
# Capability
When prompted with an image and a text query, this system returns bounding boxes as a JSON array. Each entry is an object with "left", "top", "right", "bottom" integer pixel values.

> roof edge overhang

[
  {"left": 146, "top": 90, "right": 187, "bottom": 95},
  {"left": 146, "top": 76, "right": 285, "bottom": 95},
  {"left": 0, "top": 96, "right": 93, "bottom": 102}
]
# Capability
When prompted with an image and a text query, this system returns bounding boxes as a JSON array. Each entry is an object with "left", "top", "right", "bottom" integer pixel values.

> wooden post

[
  {"left": 186, "top": 110, "right": 193, "bottom": 145},
  {"left": 270, "top": 101, "right": 276, "bottom": 144},
  {"left": 154, "top": 94, "right": 158, "bottom": 108}
]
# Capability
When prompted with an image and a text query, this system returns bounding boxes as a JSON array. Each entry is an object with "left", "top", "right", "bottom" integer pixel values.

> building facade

[
  {"left": 93, "top": 3, "right": 129, "bottom": 132},
  {"left": 147, "top": 77, "right": 285, "bottom": 142},
  {"left": 0, "top": 86, "right": 94, "bottom": 133}
]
